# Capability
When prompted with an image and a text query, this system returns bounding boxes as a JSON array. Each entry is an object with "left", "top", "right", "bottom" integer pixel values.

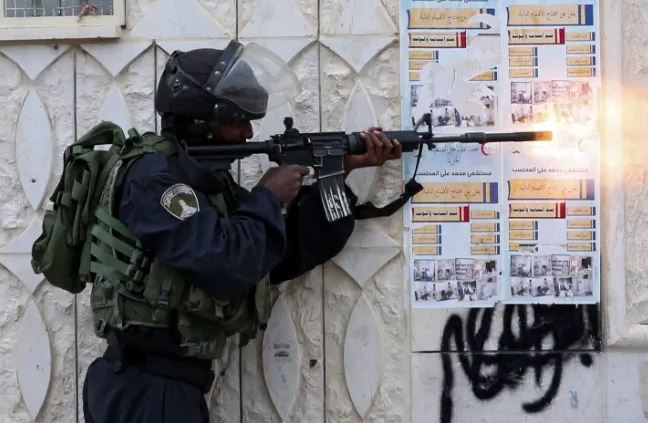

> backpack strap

[
  {"left": 76, "top": 147, "right": 127, "bottom": 280},
  {"left": 62, "top": 122, "right": 126, "bottom": 166},
  {"left": 119, "top": 131, "right": 178, "bottom": 159},
  {"left": 76, "top": 126, "right": 149, "bottom": 280},
  {"left": 76, "top": 122, "right": 126, "bottom": 149},
  {"left": 111, "top": 133, "right": 179, "bottom": 198},
  {"left": 89, "top": 206, "right": 150, "bottom": 291}
]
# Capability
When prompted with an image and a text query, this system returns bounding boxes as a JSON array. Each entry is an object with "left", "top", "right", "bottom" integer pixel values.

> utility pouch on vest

[
  {"left": 184, "top": 283, "right": 230, "bottom": 320},
  {"left": 142, "top": 262, "right": 188, "bottom": 324},
  {"left": 31, "top": 123, "right": 126, "bottom": 293}
]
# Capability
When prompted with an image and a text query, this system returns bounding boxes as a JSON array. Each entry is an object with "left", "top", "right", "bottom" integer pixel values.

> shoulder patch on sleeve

[{"left": 160, "top": 184, "right": 200, "bottom": 220}]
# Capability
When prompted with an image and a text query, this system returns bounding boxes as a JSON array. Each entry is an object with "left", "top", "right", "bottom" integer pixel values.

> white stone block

[
  {"left": 16, "top": 299, "right": 51, "bottom": 420},
  {"left": 263, "top": 295, "right": 301, "bottom": 420},
  {"left": 0, "top": 45, "right": 70, "bottom": 81},
  {"left": 15, "top": 91, "right": 54, "bottom": 210},
  {"left": 344, "top": 294, "right": 383, "bottom": 418}
]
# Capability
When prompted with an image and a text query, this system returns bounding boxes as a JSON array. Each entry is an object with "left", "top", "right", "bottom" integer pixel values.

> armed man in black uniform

[{"left": 82, "top": 40, "right": 401, "bottom": 423}]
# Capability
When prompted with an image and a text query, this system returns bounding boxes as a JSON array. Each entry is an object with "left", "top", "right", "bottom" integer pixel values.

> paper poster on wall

[{"left": 400, "top": 0, "right": 600, "bottom": 308}]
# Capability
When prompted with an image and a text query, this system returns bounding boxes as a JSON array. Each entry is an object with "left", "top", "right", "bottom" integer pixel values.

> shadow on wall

[{"left": 439, "top": 304, "right": 600, "bottom": 423}]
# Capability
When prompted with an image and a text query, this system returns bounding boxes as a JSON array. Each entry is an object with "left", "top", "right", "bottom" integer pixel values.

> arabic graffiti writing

[{"left": 439, "top": 304, "right": 600, "bottom": 423}]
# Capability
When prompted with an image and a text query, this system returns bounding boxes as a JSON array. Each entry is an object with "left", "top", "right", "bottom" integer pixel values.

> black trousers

[{"left": 83, "top": 357, "right": 210, "bottom": 423}]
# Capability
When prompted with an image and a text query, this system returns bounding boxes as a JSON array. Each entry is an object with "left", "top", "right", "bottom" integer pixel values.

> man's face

[{"left": 211, "top": 120, "right": 254, "bottom": 144}]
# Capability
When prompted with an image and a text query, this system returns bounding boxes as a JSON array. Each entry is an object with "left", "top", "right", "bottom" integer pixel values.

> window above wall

[{"left": 0, "top": 0, "right": 125, "bottom": 41}]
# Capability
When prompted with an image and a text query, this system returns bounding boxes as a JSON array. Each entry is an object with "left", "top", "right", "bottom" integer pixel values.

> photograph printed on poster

[
  {"left": 555, "top": 276, "right": 575, "bottom": 298},
  {"left": 413, "top": 86, "right": 496, "bottom": 129},
  {"left": 551, "top": 80, "right": 571, "bottom": 103},
  {"left": 571, "top": 256, "right": 594, "bottom": 296},
  {"left": 510, "top": 80, "right": 597, "bottom": 124},
  {"left": 510, "top": 103, "right": 552, "bottom": 124},
  {"left": 413, "top": 259, "right": 435, "bottom": 282},
  {"left": 414, "top": 280, "right": 462, "bottom": 303},
  {"left": 533, "top": 81, "right": 552, "bottom": 103},
  {"left": 570, "top": 81, "right": 594, "bottom": 104},
  {"left": 532, "top": 277, "right": 553, "bottom": 297},
  {"left": 438, "top": 280, "right": 459, "bottom": 301},
  {"left": 410, "top": 84, "right": 429, "bottom": 125},
  {"left": 574, "top": 271, "right": 593, "bottom": 296},
  {"left": 511, "top": 276, "right": 555, "bottom": 298},
  {"left": 511, "top": 255, "right": 532, "bottom": 277},
  {"left": 431, "top": 98, "right": 462, "bottom": 127},
  {"left": 552, "top": 254, "right": 571, "bottom": 277},
  {"left": 436, "top": 259, "right": 456, "bottom": 281},
  {"left": 533, "top": 255, "right": 552, "bottom": 277},
  {"left": 414, "top": 281, "right": 435, "bottom": 302},
  {"left": 477, "top": 276, "right": 498, "bottom": 300},
  {"left": 511, "top": 82, "right": 533, "bottom": 104},
  {"left": 515, "top": 80, "right": 596, "bottom": 124},
  {"left": 554, "top": 103, "right": 595, "bottom": 124},
  {"left": 458, "top": 280, "right": 477, "bottom": 301},
  {"left": 475, "top": 259, "right": 498, "bottom": 278},
  {"left": 411, "top": 84, "right": 421, "bottom": 108},
  {"left": 465, "top": 85, "right": 497, "bottom": 127},
  {"left": 455, "top": 258, "right": 475, "bottom": 280},
  {"left": 570, "top": 256, "right": 593, "bottom": 273},
  {"left": 511, "top": 277, "right": 535, "bottom": 297}
]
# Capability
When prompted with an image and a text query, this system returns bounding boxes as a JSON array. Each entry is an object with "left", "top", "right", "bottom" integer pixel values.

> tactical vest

[{"left": 88, "top": 132, "right": 276, "bottom": 359}]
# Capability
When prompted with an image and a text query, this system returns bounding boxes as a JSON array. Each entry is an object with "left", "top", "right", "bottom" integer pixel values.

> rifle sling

[
  {"left": 353, "top": 141, "right": 425, "bottom": 220},
  {"left": 352, "top": 178, "right": 423, "bottom": 220}
]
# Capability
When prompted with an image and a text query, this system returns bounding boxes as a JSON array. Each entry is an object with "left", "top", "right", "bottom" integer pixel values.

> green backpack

[{"left": 31, "top": 122, "right": 167, "bottom": 294}]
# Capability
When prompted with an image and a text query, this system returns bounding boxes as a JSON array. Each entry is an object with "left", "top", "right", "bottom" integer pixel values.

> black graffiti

[{"left": 440, "top": 304, "right": 599, "bottom": 423}]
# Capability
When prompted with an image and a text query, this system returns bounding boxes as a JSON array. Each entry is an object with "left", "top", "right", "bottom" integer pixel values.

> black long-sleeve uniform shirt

[{"left": 118, "top": 144, "right": 356, "bottom": 299}]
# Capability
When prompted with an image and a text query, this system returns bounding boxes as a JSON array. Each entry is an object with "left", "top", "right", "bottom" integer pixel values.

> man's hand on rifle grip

[{"left": 257, "top": 164, "right": 310, "bottom": 204}]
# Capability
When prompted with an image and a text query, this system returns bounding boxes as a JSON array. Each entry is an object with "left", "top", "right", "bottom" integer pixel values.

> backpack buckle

[
  {"left": 119, "top": 137, "right": 134, "bottom": 155},
  {"left": 119, "top": 128, "right": 142, "bottom": 155},
  {"left": 181, "top": 343, "right": 208, "bottom": 357},
  {"left": 63, "top": 145, "right": 74, "bottom": 163},
  {"left": 128, "top": 128, "right": 140, "bottom": 139},
  {"left": 64, "top": 144, "right": 89, "bottom": 163},
  {"left": 95, "top": 319, "right": 108, "bottom": 335}
]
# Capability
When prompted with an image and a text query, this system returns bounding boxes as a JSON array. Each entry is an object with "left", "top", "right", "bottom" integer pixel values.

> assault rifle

[{"left": 187, "top": 113, "right": 552, "bottom": 222}]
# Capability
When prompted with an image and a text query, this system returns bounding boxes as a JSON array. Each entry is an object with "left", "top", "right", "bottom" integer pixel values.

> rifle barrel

[{"left": 381, "top": 130, "right": 552, "bottom": 152}]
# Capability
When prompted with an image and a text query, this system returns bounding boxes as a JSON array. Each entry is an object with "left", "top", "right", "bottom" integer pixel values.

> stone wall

[{"left": 1, "top": 1, "right": 648, "bottom": 422}]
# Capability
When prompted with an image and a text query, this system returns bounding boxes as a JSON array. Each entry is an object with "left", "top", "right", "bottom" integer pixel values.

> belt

[{"left": 104, "top": 339, "right": 215, "bottom": 394}]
